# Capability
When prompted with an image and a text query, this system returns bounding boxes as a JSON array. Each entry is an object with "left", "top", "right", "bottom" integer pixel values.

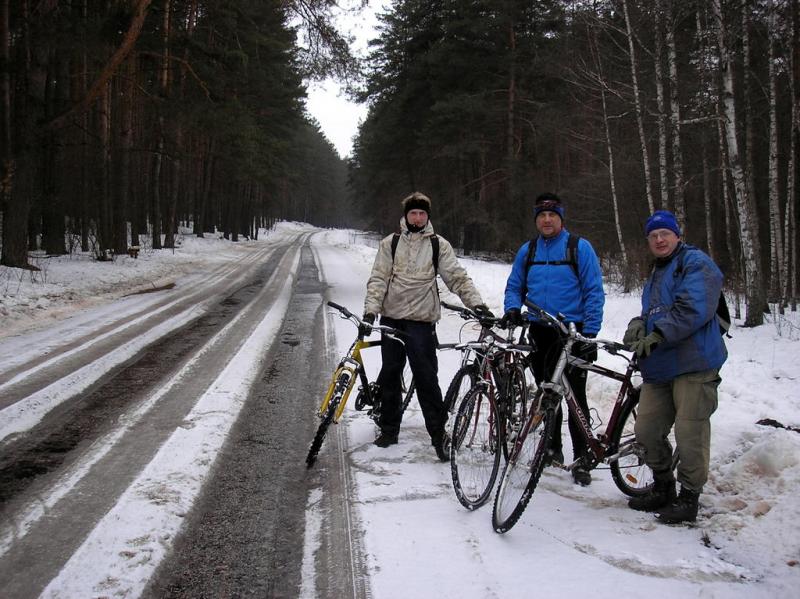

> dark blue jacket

[
  {"left": 639, "top": 243, "right": 727, "bottom": 383},
  {"left": 503, "top": 229, "right": 605, "bottom": 335}
]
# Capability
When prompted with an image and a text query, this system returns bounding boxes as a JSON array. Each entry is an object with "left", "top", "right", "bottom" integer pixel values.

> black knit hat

[{"left": 402, "top": 192, "right": 432, "bottom": 215}]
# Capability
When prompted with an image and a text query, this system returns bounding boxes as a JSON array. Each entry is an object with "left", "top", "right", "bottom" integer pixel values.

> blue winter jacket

[
  {"left": 639, "top": 243, "right": 728, "bottom": 384},
  {"left": 503, "top": 229, "right": 605, "bottom": 335}
]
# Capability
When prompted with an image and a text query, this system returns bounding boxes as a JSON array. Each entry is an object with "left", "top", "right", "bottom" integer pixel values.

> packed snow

[{"left": 1, "top": 222, "right": 798, "bottom": 598}]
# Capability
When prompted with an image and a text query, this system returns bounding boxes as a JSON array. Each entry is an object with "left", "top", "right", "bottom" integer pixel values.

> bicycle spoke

[
  {"left": 450, "top": 386, "right": 501, "bottom": 510},
  {"left": 492, "top": 396, "right": 555, "bottom": 533}
]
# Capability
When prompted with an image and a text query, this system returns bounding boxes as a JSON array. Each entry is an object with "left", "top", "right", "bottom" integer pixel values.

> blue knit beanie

[
  {"left": 534, "top": 193, "right": 565, "bottom": 220},
  {"left": 645, "top": 210, "right": 681, "bottom": 237}
]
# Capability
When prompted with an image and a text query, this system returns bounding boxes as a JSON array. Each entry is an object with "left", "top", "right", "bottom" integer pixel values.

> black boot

[
  {"left": 374, "top": 432, "right": 398, "bottom": 447},
  {"left": 628, "top": 471, "right": 676, "bottom": 512},
  {"left": 657, "top": 486, "right": 700, "bottom": 524},
  {"left": 431, "top": 433, "right": 449, "bottom": 462}
]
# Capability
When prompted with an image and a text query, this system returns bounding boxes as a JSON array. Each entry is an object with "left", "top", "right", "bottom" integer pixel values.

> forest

[{"left": 1, "top": 0, "right": 798, "bottom": 327}]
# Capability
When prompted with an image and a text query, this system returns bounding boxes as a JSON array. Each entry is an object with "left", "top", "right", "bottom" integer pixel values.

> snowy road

[{"left": 0, "top": 229, "right": 362, "bottom": 597}]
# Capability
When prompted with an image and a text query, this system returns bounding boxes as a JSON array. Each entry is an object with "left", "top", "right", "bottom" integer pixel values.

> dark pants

[
  {"left": 376, "top": 317, "right": 446, "bottom": 442},
  {"left": 528, "top": 323, "right": 591, "bottom": 460}
]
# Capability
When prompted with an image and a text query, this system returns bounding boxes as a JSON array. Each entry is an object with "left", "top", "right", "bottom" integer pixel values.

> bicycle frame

[
  {"left": 318, "top": 337, "right": 382, "bottom": 423},
  {"left": 524, "top": 300, "right": 640, "bottom": 468}
]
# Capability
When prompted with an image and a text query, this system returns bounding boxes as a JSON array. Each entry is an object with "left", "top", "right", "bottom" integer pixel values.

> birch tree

[
  {"left": 766, "top": 0, "right": 784, "bottom": 302},
  {"left": 653, "top": 1, "right": 670, "bottom": 210},
  {"left": 622, "top": 0, "right": 655, "bottom": 214},
  {"left": 713, "top": 0, "right": 765, "bottom": 326},
  {"left": 666, "top": 0, "right": 686, "bottom": 230}
]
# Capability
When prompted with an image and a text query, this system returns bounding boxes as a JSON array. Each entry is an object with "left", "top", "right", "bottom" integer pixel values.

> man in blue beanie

[
  {"left": 501, "top": 192, "right": 605, "bottom": 486},
  {"left": 623, "top": 210, "right": 727, "bottom": 523}
]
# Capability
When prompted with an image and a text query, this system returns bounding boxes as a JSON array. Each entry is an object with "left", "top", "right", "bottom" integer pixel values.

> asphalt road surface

[{"left": 0, "top": 232, "right": 367, "bottom": 598}]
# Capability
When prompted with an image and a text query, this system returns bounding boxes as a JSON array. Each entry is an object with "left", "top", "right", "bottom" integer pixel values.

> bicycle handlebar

[
  {"left": 441, "top": 301, "right": 503, "bottom": 328},
  {"left": 522, "top": 299, "right": 630, "bottom": 358},
  {"left": 326, "top": 301, "right": 405, "bottom": 339}
]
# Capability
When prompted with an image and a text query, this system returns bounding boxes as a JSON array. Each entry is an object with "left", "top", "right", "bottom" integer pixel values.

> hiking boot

[
  {"left": 657, "top": 487, "right": 700, "bottom": 524},
  {"left": 572, "top": 465, "right": 592, "bottom": 486},
  {"left": 543, "top": 448, "right": 564, "bottom": 468},
  {"left": 374, "top": 432, "right": 398, "bottom": 448},
  {"left": 628, "top": 472, "right": 676, "bottom": 512}
]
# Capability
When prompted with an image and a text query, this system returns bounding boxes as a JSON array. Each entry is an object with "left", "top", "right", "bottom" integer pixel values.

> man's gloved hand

[
  {"left": 473, "top": 304, "right": 495, "bottom": 319},
  {"left": 629, "top": 330, "right": 663, "bottom": 358},
  {"left": 623, "top": 317, "right": 645, "bottom": 346},
  {"left": 359, "top": 312, "right": 376, "bottom": 337},
  {"left": 576, "top": 333, "right": 598, "bottom": 362},
  {"left": 500, "top": 308, "right": 523, "bottom": 329}
]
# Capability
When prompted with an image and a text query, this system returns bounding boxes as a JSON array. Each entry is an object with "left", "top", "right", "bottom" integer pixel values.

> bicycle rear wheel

[
  {"left": 492, "top": 392, "right": 556, "bottom": 533},
  {"left": 500, "top": 364, "right": 529, "bottom": 459},
  {"left": 609, "top": 388, "right": 677, "bottom": 497},
  {"left": 450, "top": 385, "right": 502, "bottom": 510},
  {"left": 400, "top": 363, "right": 415, "bottom": 413},
  {"left": 306, "top": 374, "right": 348, "bottom": 467}
]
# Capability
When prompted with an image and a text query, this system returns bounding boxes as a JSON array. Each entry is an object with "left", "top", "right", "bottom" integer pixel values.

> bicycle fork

[{"left": 319, "top": 358, "right": 359, "bottom": 423}]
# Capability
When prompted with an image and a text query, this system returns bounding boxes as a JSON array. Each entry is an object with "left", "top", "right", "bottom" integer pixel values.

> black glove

[
  {"left": 575, "top": 333, "right": 597, "bottom": 362},
  {"left": 500, "top": 308, "right": 523, "bottom": 329},
  {"left": 630, "top": 330, "right": 663, "bottom": 358},
  {"left": 359, "top": 312, "right": 376, "bottom": 337},
  {"left": 473, "top": 304, "right": 495, "bottom": 319},
  {"left": 623, "top": 317, "right": 645, "bottom": 347}
]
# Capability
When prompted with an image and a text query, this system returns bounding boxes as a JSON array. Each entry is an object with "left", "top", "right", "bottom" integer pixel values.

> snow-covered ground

[{"left": 2, "top": 222, "right": 799, "bottom": 597}]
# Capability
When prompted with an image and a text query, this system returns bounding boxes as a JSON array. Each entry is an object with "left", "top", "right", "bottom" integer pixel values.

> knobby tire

[{"left": 306, "top": 374, "right": 349, "bottom": 467}]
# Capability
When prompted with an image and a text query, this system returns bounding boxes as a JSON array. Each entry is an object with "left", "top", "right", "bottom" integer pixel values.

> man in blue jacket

[
  {"left": 502, "top": 193, "right": 605, "bottom": 485},
  {"left": 624, "top": 210, "right": 727, "bottom": 523}
]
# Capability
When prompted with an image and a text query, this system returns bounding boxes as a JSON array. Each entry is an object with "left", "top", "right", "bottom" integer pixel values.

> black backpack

[
  {"left": 391, "top": 233, "right": 440, "bottom": 274},
  {"left": 671, "top": 246, "right": 732, "bottom": 337},
  {"left": 520, "top": 233, "right": 580, "bottom": 299}
]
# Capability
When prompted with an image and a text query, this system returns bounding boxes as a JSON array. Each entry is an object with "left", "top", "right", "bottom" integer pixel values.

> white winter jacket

[{"left": 364, "top": 218, "right": 484, "bottom": 322}]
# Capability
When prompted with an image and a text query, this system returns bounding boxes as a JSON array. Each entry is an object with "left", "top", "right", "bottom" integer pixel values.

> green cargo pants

[{"left": 635, "top": 368, "right": 720, "bottom": 492}]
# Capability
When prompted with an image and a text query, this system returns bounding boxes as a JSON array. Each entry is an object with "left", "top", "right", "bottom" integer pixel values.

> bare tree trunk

[
  {"left": 118, "top": 55, "right": 135, "bottom": 253},
  {"left": 654, "top": 2, "right": 670, "bottom": 211},
  {"left": 96, "top": 83, "right": 112, "bottom": 258},
  {"left": 789, "top": 0, "right": 800, "bottom": 310},
  {"left": 713, "top": 0, "right": 765, "bottom": 326},
  {"left": 766, "top": 0, "right": 783, "bottom": 305},
  {"left": 152, "top": 116, "right": 164, "bottom": 250},
  {"left": 0, "top": 0, "right": 14, "bottom": 264},
  {"left": 589, "top": 24, "right": 629, "bottom": 288},
  {"left": 622, "top": 0, "right": 655, "bottom": 214},
  {"left": 0, "top": 0, "right": 30, "bottom": 268},
  {"left": 666, "top": 0, "right": 686, "bottom": 230}
]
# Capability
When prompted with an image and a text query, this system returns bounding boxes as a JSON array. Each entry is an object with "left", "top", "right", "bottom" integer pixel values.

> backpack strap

[
  {"left": 391, "top": 233, "right": 439, "bottom": 275},
  {"left": 526, "top": 234, "right": 580, "bottom": 277},
  {"left": 520, "top": 234, "right": 580, "bottom": 303}
]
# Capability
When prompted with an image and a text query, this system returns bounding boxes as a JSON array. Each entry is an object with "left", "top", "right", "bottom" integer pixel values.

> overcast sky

[{"left": 304, "top": 1, "right": 386, "bottom": 159}]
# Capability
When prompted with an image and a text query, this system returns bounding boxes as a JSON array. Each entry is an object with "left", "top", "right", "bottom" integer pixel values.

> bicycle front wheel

[
  {"left": 450, "top": 386, "right": 502, "bottom": 510},
  {"left": 306, "top": 374, "right": 348, "bottom": 467},
  {"left": 492, "top": 393, "right": 556, "bottom": 533}
]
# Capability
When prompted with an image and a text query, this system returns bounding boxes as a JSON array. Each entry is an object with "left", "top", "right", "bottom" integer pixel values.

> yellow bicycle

[{"left": 305, "top": 301, "right": 414, "bottom": 467}]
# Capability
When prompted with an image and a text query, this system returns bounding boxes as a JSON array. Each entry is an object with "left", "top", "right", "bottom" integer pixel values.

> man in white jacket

[{"left": 363, "top": 192, "right": 492, "bottom": 461}]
